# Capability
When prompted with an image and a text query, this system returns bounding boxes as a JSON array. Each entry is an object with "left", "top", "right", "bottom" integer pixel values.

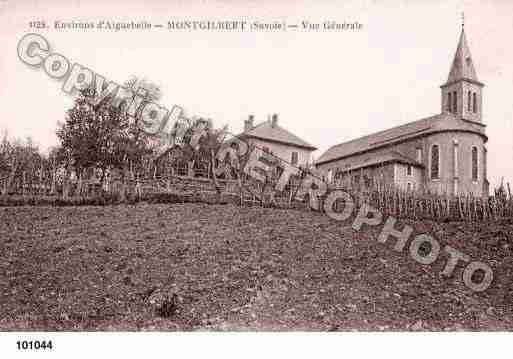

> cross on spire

[{"left": 461, "top": 12, "right": 465, "bottom": 29}]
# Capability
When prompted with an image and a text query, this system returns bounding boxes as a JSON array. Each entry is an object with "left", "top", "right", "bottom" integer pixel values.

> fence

[
  {"left": 336, "top": 186, "right": 513, "bottom": 222},
  {"left": 1, "top": 171, "right": 512, "bottom": 222}
]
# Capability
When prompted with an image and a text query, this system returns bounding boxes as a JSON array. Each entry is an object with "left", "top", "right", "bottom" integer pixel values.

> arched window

[
  {"left": 291, "top": 151, "right": 298, "bottom": 165},
  {"left": 447, "top": 92, "right": 452, "bottom": 112},
  {"left": 471, "top": 146, "right": 478, "bottom": 181},
  {"left": 473, "top": 92, "right": 477, "bottom": 113},
  {"left": 416, "top": 148, "right": 422, "bottom": 163},
  {"left": 453, "top": 91, "right": 457, "bottom": 113},
  {"left": 484, "top": 148, "right": 487, "bottom": 180},
  {"left": 327, "top": 169, "right": 333, "bottom": 183},
  {"left": 431, "top": 144, "right": 440, "bottom": 180},
  {"left": 467, "top": 91, "right": 472, "bottom": 112}
]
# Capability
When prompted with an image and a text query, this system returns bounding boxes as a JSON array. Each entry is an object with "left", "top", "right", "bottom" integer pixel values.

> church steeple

[
  {"left": 445, "top": 28, "right": 479, "bottom": 84},
  {"left": 441, "top": 22, "right": 484, "bottom": 123}
]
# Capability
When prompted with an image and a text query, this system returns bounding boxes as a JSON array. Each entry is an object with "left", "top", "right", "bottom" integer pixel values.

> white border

[{"left": 1, "top": 332, "right": 513, "bottom": 359}]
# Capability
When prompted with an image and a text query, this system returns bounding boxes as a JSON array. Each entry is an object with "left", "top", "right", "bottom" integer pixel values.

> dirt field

[{"left": 1, "top": 203, "right": 512, "bottom": 330}]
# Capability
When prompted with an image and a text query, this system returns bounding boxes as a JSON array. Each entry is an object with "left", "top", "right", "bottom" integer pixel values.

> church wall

[
  {"left": 316, "top": 131, "right": 487, "bottom": 196},
  {"left": 461, "top": 81, "right": 483, "bottom": 123},
  {"left": 423, "top": 131, "right": 486, "bottom": 196},
  {"left": 315, "top": 138, "right": 426, "bottom": 180},
  {"left": 328, "top": 162, "right": 396, "bottom": 189},
  {"left": 394, "top": 163, "right": 423, "bottom": 191}
]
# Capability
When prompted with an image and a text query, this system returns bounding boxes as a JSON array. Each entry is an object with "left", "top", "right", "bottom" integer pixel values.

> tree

[
  {"left": 181, "top": 118, "right": 228, "bottom": 195},
  {"left": 0, "top": 130, "right": 10, "bottom": 176},
  {"left": 0, "top": 133, "right": 42, "bottom": 195},
  {"left": 124, "top": 76, "right": 162, "bottom": 103},
  {"left": 56, "top": 88, "right": 131, "bottom": 185},
  {"left": 56, "top": 76, "right": 161, "bottom": 195},
  {"left": 121, "top": 76, "right": 163, "bottom": 180},
  {"left": 46, "top": 146, "right": 64, "bottom": 194}
]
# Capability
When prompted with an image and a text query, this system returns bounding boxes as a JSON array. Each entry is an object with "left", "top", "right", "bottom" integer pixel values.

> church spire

[
  {"left": 445, "top": 24, "right": 479, "bottom": 85},
  {"left": 440, "top": 21, "right": 484, "bottom": 123}
]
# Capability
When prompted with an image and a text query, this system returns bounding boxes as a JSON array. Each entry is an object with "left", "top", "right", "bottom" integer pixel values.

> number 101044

[{"left": 16, "top": 340, "right": 53, "bottom": 350}]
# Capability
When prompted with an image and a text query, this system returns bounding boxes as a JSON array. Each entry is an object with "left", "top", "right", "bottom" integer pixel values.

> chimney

[
  {"left": 271, "top": 113, "right": 278, "bottom": 128},
  {"left": 244, "top": 114, "right": 254, "bottom": 132}
]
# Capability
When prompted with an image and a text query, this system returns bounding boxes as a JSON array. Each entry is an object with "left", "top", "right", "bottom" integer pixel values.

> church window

[
  {"left": 484, "top": 148, "right": 487, "bottom": 180},
  {"left": 453, "top": 139, "right": 459, "bottom": 175},
  {"left": 472, "top": 146, "right": 478, "bottom": 181},
  {"left": 431, "top": 144, "right": 440, "bottom": 180},
  {"left": 473, "top": 92, "right": 477, "bottom": 113},
  {"left": 416, "top": 148, "right": 422, "bottom": 163},
  {"left": 327, "top": 169, "right": 333, "bottom": 183},
  {"left": 353, "top": 174, "right": 360, "bottom": 185},
  {"left": 363, "top": 174, "right": 369, "bottom": 187},
  {"left": 453, "top": 91, "right": 457, "bottom": 113},
  {"left": 447, "top": 92, "right": 452, "bottom": 112},
  {"left": 407, "top": 165, "right": 412, "bottom": 176},
  {"left": 291, "top": 151, "right": 298, "bottom": 165},
  {"left": 468, "top": 91, "right": 472, "bottom": 112}
]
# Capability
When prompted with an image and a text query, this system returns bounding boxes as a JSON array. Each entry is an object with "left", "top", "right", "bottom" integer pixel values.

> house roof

[
  {"left": 316, "top": 113, "right": 487, "bottom": 166},
  {"left": 239, "top": 120, "right": 317, "bottom": 150},
  {"left": 339, "top": 151, "right": 423, "bottom": 172}
]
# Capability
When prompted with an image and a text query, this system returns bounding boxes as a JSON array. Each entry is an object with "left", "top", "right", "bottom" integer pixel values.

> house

[
  {"left": 237, "top": 114, "right": 317, "bottom": 167},
  {"left": 315, "top": 25, "right": 489, "bottom": 197}
]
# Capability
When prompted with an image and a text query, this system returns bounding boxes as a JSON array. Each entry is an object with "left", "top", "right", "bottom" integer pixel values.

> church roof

[
  {"left": 316, "top": 113, "right": 487, "bottom": 166},
  {"left": 340, "top": 151, "right": 423, "bottom": 172},
  {"left": 443, "top": 28, "right": 482, "bottom": 86},
  {"left": 239, "top": 120, "right": 317, "bottom": 150}
]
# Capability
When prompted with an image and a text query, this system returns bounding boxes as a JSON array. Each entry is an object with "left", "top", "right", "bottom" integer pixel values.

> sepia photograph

[{"left": 0, "top": 0, "right": 512, "bottom": 357}]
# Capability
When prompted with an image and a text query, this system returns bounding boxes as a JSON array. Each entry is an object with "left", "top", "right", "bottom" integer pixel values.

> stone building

[
  {"left": 315, "top": 26, "right": 489, "bottom": 196},
  {"left": 237, "top": 114, "right": 317, "bottom": 167}
]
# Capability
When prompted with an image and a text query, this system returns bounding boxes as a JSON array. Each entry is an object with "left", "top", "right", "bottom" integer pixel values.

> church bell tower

[{"left": 440, "top": 22, "right": 484, "bottom": 123}]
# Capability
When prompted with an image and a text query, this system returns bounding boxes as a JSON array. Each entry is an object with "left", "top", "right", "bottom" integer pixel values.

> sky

[{"left": 0, "top": 0, "right": 512, "bottom": 188}]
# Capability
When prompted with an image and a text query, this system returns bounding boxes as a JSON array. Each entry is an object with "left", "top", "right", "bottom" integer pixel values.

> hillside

[{"left": 0, "top": 203, "right": 512, "bottom": 330}]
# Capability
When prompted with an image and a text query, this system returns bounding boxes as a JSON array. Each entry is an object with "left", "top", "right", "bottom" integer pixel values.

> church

[{"left": 315, "top": 26, "right": 489, "bottom": 197}]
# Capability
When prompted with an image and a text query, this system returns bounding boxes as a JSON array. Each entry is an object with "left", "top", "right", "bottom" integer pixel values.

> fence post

[
  {"left": 22, "top": 171, "right": 27, "bottom": 197},
  {"left": 62, "top": 174, "right": 69, "bottom": 200}
]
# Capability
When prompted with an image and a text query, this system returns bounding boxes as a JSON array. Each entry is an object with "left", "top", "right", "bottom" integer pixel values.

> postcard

[{"left": 1, "top": 0, "right": 512, "bottom": 357}]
